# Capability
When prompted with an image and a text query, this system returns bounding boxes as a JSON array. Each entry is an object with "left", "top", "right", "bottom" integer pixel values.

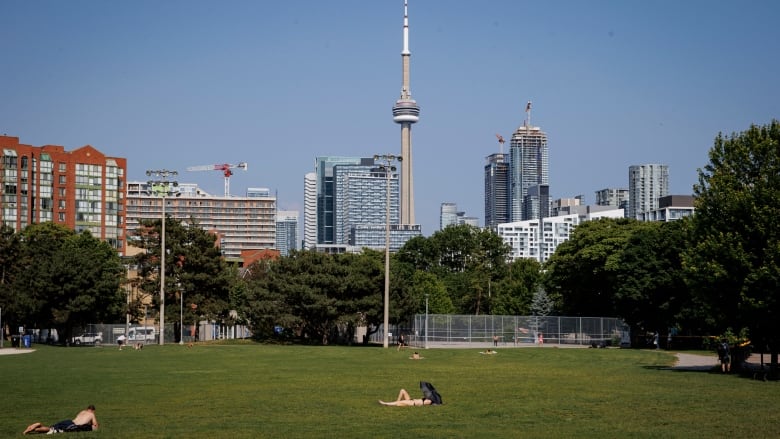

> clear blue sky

[{"left": 2, "top": 1, "right": 779, "bottom": 236}]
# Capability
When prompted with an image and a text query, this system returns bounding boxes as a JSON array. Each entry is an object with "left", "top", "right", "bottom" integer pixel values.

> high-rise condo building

[
  {"left": 440, "top": 202, "right": 458, "bottom": 230},
  {"left": 275, "top": 210, "right": 299, "bottom": 256},
  {"left": 510, "top": 102, "right": 549, "bottom": 221},
  {"left": 595, "top": 188, "right": 629, "bottom": 210},
  {"left": 303, "top": 172, "right": 317, "bottom": 249},
  {"left": 0, "top": 135, "right": 127, "bottom": 254},
  {"left": 334, "top": 162, "right": 399, "bottom": 245},
  {"left": 628, "top": 164, "right": 669, "bottom": 219},
  {"left": 484, "top": 152, "right": 510, "bottom": 229},
  {"left": 392, "top": 0, "right": 420, "bottom": 225},
  {"left": 305, "top": 156, "right": 419, "bottom": 252},
  {"left": 313, "top": 156, "right": 365, "bottom": 245}
]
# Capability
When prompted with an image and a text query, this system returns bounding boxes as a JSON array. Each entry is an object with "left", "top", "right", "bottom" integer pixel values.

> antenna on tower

[
  {"left": 495, "top": 134, "right": 505, "bottom": 155},
  {"left": 525, "top": 100, "right": 532, "bottom": 129}
]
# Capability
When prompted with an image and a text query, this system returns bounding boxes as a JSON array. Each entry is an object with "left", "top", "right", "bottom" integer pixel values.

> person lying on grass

[
  {"left": 23, "top": 405, "right": 98, "bottom": 434},
  {"left": 379, "top": 389, "right": 433, "bottom": 406},
  {"left": 379, "top": 383, "right": 442, "bottom": 407}
]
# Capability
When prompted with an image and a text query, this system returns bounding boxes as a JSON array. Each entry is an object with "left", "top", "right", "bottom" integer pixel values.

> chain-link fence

[
  {"left": 392, "top": 315, "right": 629, "bottom": 348},
  {"left": 68, "top": 322, "right": 251, "bottom": 346}
]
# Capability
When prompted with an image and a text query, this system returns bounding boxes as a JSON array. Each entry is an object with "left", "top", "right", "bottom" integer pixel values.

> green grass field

[{"left": 0, "top": 342, "right": 777, "bottom": 438}]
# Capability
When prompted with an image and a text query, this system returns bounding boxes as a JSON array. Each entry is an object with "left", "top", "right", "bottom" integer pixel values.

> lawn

[{"left": 0, "top": 342, "right": 777, "bottom": 438}]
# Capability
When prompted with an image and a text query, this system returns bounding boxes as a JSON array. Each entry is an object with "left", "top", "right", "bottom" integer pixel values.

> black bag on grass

[{"left": 420, "top": 381, "right": 443, "bottom": 405}]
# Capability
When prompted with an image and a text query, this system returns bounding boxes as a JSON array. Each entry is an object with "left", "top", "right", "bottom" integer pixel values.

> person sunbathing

[
  {"left": 379, "top": 389, "right": 432, "bottom": 407},
  {"left": 23, "top": 405, "right": 98, "bottom": 434}
]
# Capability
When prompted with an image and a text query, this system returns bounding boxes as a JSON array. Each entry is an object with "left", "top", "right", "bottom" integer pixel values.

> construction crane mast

[{"left": 186, "top": 162, "right": 248, "bottom": 197}]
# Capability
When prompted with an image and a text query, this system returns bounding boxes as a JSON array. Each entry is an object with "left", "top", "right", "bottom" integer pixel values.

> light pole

[
  {"left": 179, "top": 283, "right": 184, "bottom": 345},
  {"left": 146, "top": 169, "right": 178, "bottom": 345},
  {"left": 424, "top": 294, "right": 429, "bottom": 349},
  {"left": 374, "top": 154, "right": 400, "bottom": 348}
]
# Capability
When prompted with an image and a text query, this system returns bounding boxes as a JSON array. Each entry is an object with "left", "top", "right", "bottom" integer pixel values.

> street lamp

[
  {"left": 424, "top": 294, "right": 429, "bottom": 349},
  {"left": 373, "top": 154, "right": 400, "bottom": 348},
  {"left": 179, "top": 283, "right": 184, "bottom": 345},
  {"left": 146, "top": 169, "right": 178, "bottom": 345}
]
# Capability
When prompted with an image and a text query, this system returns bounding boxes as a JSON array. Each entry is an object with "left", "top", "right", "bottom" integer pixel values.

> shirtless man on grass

[{"left": 23, "top": 405, "right": 99, "bottom": 434}]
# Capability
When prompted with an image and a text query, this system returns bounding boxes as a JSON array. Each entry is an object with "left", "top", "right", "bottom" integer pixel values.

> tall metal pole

[
  {"left": 424, "top": 294, "right": 429, "bottom": 349},
  {"left": 147, "top": 169, "right": 178, "bottom": 346},
  {"left": 180, "top": 287, "right": 184, "bottom": 345},
  {"left": 125, "top": 267, "right": 130, "bottom": 339},
  {"left": 374, "top": 154, "right": 399, "bottom": 348},
  {"left": 384, "top": 169, "right": 390, "bottom": 348},
  {"left": 160, "top": 195, "right": 166, "bottom": 345}
]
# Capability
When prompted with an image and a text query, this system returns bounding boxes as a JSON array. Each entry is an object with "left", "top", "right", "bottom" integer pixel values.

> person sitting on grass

[
  {"left": 480, "top": 348, "right": 497, "bottom": 355},
  {"left": 23, "top": 405, "right": 98, "bottom": 434},
  {"left": 409, "top": 352, "right": 423, "bottom": 360},
  {"left": 379, "top": 389, "right": 433, "bottom": 407}
]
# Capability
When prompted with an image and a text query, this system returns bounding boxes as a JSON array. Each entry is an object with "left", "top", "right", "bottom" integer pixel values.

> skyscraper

[
  {"left": 484, "top": 152, "right": 510, "bottom": 228},
  {"left": 440, "top": 202, "right": 458, "bottom": 230},
  {"left": 392, "top": 0, "right": 420, "bottom": 225},
  {"left": 334, "top": 162, "right": 399, "bottom": 245},
  {"left": 314, "top": 156, "right": 365, "bottom": 245},
  {"left": 275, "top": 210, "right": 299, "bottom": 257},
  {"left": 303, "top": 172, "right": 317, "bottom": 249},
  {"left": 628, "top": 164, "right": 669, "bottom": 219},
  {"left": 510, "top": 102, "right": 549, "bottom": 221}
]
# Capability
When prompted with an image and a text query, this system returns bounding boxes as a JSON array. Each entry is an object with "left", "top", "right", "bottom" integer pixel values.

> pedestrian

[
  {"left": 492, "top": 334, "right": 499, "bottom": 347},
  {"left": 717, "top": 339, "right": 731, "bottom": 373},
  {"left": 653, "top": 332, "right": 659, "bottom": 350},
  {"left": 117, "top": 334, "right": 126, "bottom": 350},
  {"left": 537, "top": 332, "right": 544, "bottom": 346}
]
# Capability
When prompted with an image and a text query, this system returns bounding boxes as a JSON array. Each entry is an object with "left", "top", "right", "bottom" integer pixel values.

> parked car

[{"left": 72, "top": 332, "right": 103, "bottom": 345}]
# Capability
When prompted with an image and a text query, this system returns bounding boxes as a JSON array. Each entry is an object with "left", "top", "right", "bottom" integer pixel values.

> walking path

[{"left": 0, "top": 348, "right": 35, "bottom": 355}]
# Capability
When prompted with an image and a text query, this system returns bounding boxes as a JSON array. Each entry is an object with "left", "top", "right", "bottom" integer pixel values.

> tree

[
  {"left": 5, "top": 223, "right": 125, "bottom": 343},
  {"left": 544, "top": 218, "right": 649, "bottom": 317},
  {"left": 491, "top": 258, "right": 543, "bottom": 315},
  {"left": 614, "top": 219, "right": 697, "bottom": 341},
  {"left": 133, "top": 216, "right": 233, "bottom": 332},
  {"left": 396, "top": 224, "right": 511, "bottom": 315},
  {"left": 685, "top": 120, "right": 780, "bottom": 372},
  {"left": 0, "top": 225, "right": 22, "bottom": 338},
  {"left": 530, "top": 287, "right": 554, "bottom": 338}
]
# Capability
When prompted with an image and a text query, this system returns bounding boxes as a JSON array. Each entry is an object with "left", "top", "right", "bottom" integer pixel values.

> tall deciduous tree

[
  {"left": 685, "top": 120, "right": 780, "bottom": 370},
  {"left": 6, "top": 223, "right": 124, "bottom": 342},
  {"left": 133, "top": 217, "right": 233, "bottom": 331},
  {"left": 614, "top": 219, "right": 696, "bottom": 340},
  {"left": 544, "top": 218, "right": 648, "bottom": 317}
]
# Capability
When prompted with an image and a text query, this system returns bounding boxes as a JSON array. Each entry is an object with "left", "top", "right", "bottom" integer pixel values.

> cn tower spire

[{"left": 393, "top": 0, "right": 420, "bottom": 225}]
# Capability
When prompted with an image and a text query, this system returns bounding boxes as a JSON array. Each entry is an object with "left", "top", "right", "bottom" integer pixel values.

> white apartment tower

[
  {"left": 628, "top": 164, "right": 669, "bottom": 219},
  {"left": 303, "top": 172, "right": 317, "bottom": 249}
]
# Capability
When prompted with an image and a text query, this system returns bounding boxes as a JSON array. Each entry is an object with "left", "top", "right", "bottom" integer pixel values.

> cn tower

[{"left": 392, "top": 0, "right": 420, "bottom": 225}]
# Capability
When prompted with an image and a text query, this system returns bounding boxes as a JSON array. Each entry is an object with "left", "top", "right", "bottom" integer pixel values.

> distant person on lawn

[
  {"left": 379, "top": 389, "right": 433, "bottom": 407},
  {"left": 23, "top": 405, "right": 98, "bottom": 434}
]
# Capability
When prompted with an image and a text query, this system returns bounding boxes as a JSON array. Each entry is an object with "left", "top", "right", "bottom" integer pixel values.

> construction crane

[
  {"left": 186, "top": 162, "right": 248, "bottom": 197},
  {"left": 495, "top": 133, "right": 505, "bottom": 154}
]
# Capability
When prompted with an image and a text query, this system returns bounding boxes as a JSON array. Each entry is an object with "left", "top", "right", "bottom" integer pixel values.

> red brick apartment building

[{"left": 0, "top": 135, "right": 127, "bottom": 255}]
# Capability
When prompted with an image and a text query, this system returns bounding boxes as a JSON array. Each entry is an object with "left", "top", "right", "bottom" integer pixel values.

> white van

[{"left": 127, "top": 327, "right": 156, "bottom": 342}]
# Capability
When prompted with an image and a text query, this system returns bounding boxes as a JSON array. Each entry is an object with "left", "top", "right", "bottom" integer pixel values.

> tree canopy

[{"left": 685, "top": 120, "right": 780, "bottom": 365}]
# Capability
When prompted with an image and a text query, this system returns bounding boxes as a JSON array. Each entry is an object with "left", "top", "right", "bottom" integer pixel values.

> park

[{"left": 1, "top": 341, "right": 778, "bottom": 438}]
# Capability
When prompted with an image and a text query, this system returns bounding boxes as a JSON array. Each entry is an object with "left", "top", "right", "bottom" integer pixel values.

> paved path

[
  {"left": 0, "top": 348, "right": 35, "bottom": 355},
  {"left": 670, "top": 352, "right": 718, "bottom": 371}
]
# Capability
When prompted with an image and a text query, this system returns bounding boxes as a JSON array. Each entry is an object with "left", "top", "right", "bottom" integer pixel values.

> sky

[{"left": 2, "top": 0, "right": 779, "bottom": 236}]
